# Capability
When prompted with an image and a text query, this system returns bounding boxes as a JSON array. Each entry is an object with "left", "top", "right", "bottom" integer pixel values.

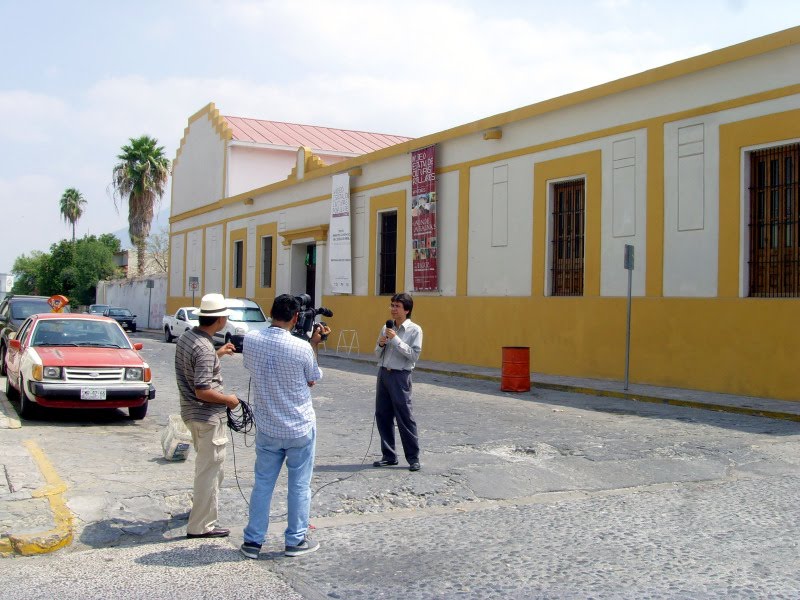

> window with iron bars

[
  {"left": 748, "top": 142, "right": 800, "bottom": 297},
  {"left": 551, "top": 179, "right": 585, "bottom": 296},
  {"left": 378, "top": 211, "right": 397, "bottom": 295},
  {"left": 233, "top": 240, "right": 244, "bottom": 289},
  {"left": 260, "top": 235, "right": 273, "bottom": 288}
]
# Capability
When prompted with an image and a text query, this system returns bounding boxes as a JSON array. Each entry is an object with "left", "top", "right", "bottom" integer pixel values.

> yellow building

[{"left": 168, "top": 27, "right": 800, "bottom": 401}]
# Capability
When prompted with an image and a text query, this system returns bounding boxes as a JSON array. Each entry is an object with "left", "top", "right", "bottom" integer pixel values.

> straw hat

[{"left": 197, "top": 293, "right": 231, "bottom": 317}]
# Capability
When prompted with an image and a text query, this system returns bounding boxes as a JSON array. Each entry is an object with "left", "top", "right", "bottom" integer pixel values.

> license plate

[{"left": 81, "top": 387, "right": 107, "bottom": 400}]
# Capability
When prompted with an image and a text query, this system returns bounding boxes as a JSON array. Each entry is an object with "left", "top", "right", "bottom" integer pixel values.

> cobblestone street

[{"left": 2, "top": 338, "right": 799, "bottom": 598}]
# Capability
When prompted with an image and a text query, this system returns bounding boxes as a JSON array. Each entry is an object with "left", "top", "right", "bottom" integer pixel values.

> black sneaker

[
  {"left": 240, "top": 542, "right": 262, "bottom": 559},
  {"left": 285, "top": 535, "right": 320, "bottom": 557}
]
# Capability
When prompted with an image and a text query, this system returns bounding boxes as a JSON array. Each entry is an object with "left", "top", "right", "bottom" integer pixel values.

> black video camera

[{"left": 291, "top": 294, "right": 333, "bottom": 342}]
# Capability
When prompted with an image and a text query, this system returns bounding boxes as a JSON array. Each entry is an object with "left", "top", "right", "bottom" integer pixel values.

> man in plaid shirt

[{"left": 239, "top": 294, "right": 329, "bottom": 559}]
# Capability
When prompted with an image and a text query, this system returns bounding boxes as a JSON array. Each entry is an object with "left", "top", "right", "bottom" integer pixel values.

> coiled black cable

[{"left": 227, "top": 396, "right": 255, "bottom": 434}]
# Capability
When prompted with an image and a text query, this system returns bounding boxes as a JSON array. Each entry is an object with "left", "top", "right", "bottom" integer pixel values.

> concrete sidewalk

[
  {"left": 320, "top": 348, "right": 800, "bottom": 422},
  {"left": 0, "top": 413, "right": 73, "bottom": 557}
]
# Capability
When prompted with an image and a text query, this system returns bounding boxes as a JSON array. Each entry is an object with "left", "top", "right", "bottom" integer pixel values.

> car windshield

[
  {"left": 228, "top": 307, "right": 266, "bottom": 322},
  {"left": 108, "top": 309, "right": 132, "bottom": 317},
  {"left": 186, "top": 309, "right": 199, "bottom": 320},
  {"left": 11, "top": 300, "right": 70, "bottom": 320},
  {"left": 31, "top": 319, "right": 132, "bottom": 348},
  {"left": 90, "top": 305, "right": 109, "bottom": 313}
]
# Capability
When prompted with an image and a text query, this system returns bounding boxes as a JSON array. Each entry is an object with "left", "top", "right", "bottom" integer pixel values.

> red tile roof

[{"left": 223, "top": 116, "right": 412, "bottom": 154}]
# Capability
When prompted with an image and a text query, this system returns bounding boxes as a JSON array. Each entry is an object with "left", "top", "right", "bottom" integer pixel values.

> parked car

[
  {"left": 162, "top": 306, "right": 199, "bottom": 342},
  {"left": 0, "top": 294, "right": 71, "bottom": 377},
  {"left": 214, "top": 297, "right": 270, "bottom": 351},
  {"left": 88, "top": 304, "right": 110, "bottom": 315},
  {"left": 2, "top": 313, "right": 155, "bottom": 419},
  {"left": 103, "top": 307, "right": 137, "bottom": 332}
]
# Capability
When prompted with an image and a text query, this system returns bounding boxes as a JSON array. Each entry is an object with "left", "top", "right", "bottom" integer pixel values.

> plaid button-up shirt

[{"left": 243, "top": 326, "right": 322, "bottom": 438}]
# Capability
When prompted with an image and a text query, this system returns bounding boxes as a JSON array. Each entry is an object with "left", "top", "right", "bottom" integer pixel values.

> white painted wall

[
  {"left": 186, "top": 229, "right": 203, "bottom": 293},
  {"left": 664, "top": 117, "right": 720, "bottom": 297},
  {"left": 228, "top": 146, "right": 296, "bottom": 196},
  {"left": 172, "top": 116, "right": 226, "bottom": 215},
  {"left": 169, "top": 233, "right": 185, "bottom": 297},
  {"left": 96, "top": 275, "right": 167, "bottom": 330},
  {"left": 600, "top": 130, "right": 648, "bottom": 297},
  {"left": 204, "top": 224, "right": 224, "bottom": 295},
  {"left": 435, "top": 170, "right": 459, "bottom": 296},
  {"left": 468, "top": 156, "right": 533, "bottom": 296},
  {"left": 661, "top": 94, "right": 800, "bottom": 297}
]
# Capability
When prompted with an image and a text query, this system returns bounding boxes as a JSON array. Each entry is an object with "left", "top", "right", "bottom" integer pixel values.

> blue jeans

[{"left": 243, "top": 427, "right": 316, "bottom": 547}]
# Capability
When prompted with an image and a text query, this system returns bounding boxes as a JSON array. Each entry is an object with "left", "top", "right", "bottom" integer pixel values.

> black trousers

[{"left": 375, "top": 367, "right": 419, "bottom": 463}]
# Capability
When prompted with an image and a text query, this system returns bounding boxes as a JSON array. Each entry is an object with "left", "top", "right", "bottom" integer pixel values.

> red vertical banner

[{"left": 411, "top": 146, "right": 438, "bottom": 291}]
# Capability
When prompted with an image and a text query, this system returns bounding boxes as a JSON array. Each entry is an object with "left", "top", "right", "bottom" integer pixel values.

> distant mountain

[{"left": 113, "top": 207, "right": 170, "bottom": 249}]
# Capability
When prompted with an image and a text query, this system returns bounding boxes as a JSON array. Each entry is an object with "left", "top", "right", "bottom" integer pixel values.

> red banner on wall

[{"left": 411, "top": 146, "right": 438, "bottom": 291}]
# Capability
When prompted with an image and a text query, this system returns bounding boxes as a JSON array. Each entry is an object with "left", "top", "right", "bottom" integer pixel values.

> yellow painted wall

[
  {"left": 323, "top": 293, "right": 800, "bottom": 401},
  {"left": 229, "top": 227, "right": 247, "bottom": 296},
  {"left": 532, "top": 151, "right": 602, "bottom": 297},
  {"left": 368, "top": 190, "right": 406, "bottom": 295},
  {"left": 718, "top": 108, "right": 800, "bottom": 297},
  {"left": 253, "top": 222, "right": 278, "bottom": 308}
]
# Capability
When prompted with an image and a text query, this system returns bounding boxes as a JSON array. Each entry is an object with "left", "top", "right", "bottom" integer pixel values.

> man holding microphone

[{"left": 373, "top": 292, "right": 423, "bottom": 472}]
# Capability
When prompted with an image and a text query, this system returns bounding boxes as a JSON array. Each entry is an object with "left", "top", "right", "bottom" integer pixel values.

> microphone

[{"left": 385, "top": 319, "right": 394, "bottom": 330}]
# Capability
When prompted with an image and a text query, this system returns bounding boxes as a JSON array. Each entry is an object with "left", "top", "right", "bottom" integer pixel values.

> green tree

[
  {"left": 59, "top": 187, "right": 87, "bottom": 242},
  {"left": 98, "top": 233, "right": 122, "bottom": 254},
  {"left": 71, "top": 237, "right": 121, "bottom": 304},
  {"left": 11, "top": 236, "right": 122, "bottom": 305},
  {"left": 11, "top": 251, "right": 48, "bottom": 294},
  {"left": 111, "top": 136, "right": 170, "bottom": 276}
]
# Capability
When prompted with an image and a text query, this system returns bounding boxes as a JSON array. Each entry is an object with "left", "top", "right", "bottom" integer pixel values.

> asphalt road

[{"left": 1, "top": 332, "right": 800, "bottom": 599}]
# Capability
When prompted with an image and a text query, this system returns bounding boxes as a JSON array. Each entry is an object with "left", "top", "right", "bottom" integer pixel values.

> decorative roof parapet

[
  {"left": 288, "top": 146, "right": 328, "bottom": 181},
  {"left": 173, "top": 102, "right": 233, "bottom": 167}
]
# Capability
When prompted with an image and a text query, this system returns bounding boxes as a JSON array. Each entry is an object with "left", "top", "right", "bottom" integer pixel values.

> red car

[{"left": 2, "top": 313, "right": 155, "bottom": 419}]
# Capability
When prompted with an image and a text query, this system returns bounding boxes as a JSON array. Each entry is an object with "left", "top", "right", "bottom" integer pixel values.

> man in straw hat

[{"left": 175, "top": 293, "right": 240, "bottom": 538}]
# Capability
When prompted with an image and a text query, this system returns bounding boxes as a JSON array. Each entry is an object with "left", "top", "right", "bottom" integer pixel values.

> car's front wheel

[
  {"left": 164, "top": 327, "right": 174, "bottom": 343},
  {"left": 129, "top": 401, "right": 148, "bottom": 420},
  {"left": 18, "top": 377, "right": 38, "bottom": 419},
  {"left": 0, "top": 343, "right": 7, "bottom": 377},
  {"left": 130, "top": 325, "right": 137, "bottom": 333}
]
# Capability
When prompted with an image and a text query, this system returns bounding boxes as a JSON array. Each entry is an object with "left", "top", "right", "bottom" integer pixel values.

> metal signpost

[
  {"left": 146, "top": 279, "right": 154, "bottom": 329},
  {"left": 624, "top": 244, "right": 634, "bottom": 390},
  {"left": 188, "top": 276, "right": 199, "bottom": 306}
]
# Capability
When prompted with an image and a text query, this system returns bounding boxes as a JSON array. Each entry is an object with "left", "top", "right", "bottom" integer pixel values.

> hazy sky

[{"left": 0, "top": 0, "right": 797, "bottom": 273}]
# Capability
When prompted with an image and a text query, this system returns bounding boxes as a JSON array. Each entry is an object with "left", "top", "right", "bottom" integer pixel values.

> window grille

[
  {"left": 378, "top": 212, "right": 397, "bottom": 295},
  {"left": 233, "top": 240, "right": 243, "bottom": 289},
  {"left": 551, "top": 179, "right": 585, "bottom": 296},
  {"left": 260, "top": 236, "right": 272, "bottom": 288},
  {"left": 748, "top": 143, "right": 800, "bottom": 297}
]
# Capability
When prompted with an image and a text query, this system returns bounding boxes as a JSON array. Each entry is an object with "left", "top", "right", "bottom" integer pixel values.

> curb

[
  {"left": 322, "top": 353, "right": 800, "bottom": 423},
  {"left": 0, "top": 440, "right": 73, "bottom": 557},
  {"left": 0, "top": 392, "right": 21, "bottom": 429}
]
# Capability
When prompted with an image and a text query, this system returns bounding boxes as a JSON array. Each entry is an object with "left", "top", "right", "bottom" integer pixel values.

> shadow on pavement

[
  {"left": 5, "top": 399, "right": 141, "bottom": 427},
  {"left": 79, "top": 513, "right": 191, "bottom": 548},
  {"left": 134, "top": 543, "right": 244, "bottom": 567},
  {"left": 319, "top": 356, "right": 800, "bottom": 437}
]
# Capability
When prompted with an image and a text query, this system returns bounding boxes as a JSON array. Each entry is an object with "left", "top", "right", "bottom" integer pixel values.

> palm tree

[
  {"left": 59, "top": 188, "right": 87, "bottom": 242},
  {"left": 111, "top": 135, "right": 171, "bottom": 276}
]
